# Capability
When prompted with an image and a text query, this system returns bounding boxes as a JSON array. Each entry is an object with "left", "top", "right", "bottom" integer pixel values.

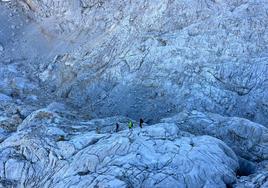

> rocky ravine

[{"left": 0, "top": 0, "right": 268, "bottom": 187}]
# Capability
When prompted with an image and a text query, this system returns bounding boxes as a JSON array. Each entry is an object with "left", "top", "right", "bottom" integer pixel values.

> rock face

[
  {"left": 1, "top": 0, "right": 268, "bottom": 124},
  {"left": 0, "top": 0, "right": 267, "bottom": 187},
  {"left": 43, "top": 0, "right": 268, "bottom": 124},
  {"left": 161, "top": 111, "right": 268, "bottom": 162},
  {"left": 0, "top": 106, "right": 239, "bottom": 188}
]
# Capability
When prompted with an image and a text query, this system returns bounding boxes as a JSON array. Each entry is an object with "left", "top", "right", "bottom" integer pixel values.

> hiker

[
  {"left": 95, "top": 127, "right": 100, "bottom": 134},
  {"left": 115, "top": 123, "right": 119, "bottom": 132},
  {"left": 128, "top": 120, "right": 133, "bottom": 129},
  {"left": 139, "top": 118, "right": 144, "bottom": 128}
]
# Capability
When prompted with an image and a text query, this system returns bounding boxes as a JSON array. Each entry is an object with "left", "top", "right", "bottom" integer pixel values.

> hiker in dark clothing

[
  {"left": 95, "top": 127, "right": 100, "bottom": 134},
  {"left": 115, "top": 123, "right": 119, "bottom": 132},
  {"left": 139, "top": 118, "right": 144, "bottom": 128}
]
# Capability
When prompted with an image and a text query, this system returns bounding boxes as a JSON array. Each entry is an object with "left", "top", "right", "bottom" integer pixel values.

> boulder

[{"left": 162, "top": 111, "right": 268, "bottom": 161}]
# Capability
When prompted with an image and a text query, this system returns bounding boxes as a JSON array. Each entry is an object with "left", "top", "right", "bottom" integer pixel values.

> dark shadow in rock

[
  {"left": 237, "top": 157, "right": 257, "bottom": 176},
  {"left": 0, "top": 179, "right": 17, "bottom": 188},
  {"left": 77, "top": 170, "right": 90, "bottom": 176}
]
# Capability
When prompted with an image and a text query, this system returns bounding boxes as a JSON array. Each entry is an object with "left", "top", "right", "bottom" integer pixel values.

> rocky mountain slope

[{"left": 0, "top": 0, "right": 267, "bottom": 187}]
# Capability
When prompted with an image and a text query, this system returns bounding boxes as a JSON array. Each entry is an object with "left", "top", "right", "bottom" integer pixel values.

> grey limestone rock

[
  {"left": 161, "top": 110, "right": 268, "bottom": 162},
  {"left": 0, "top": 0, "right": 267, "bottom": 187},
  {"left": 1, "top": 0, "right": 267, "bottom": 124},
  {"left": 0, "top": 108, "right": 239, "bottom": 188}
]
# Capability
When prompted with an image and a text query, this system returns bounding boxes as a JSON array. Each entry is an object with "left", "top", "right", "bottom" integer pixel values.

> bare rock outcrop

[
  {"left": 1, "top": 0, "right": 267, "bottom": 124},
  {"left": 0, "top": 1, "right": 267, "bottom": 187},
  {"left": 162, "top": 110, "right": 268, "bottom": 162},
  {"left": 0, "top": 107, "right": 239, "bottom": 188}
]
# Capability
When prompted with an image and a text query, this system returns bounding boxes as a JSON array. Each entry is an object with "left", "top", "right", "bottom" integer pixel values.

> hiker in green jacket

[{"left": 128, "top": 120, "right": 133, "bottom": 129}]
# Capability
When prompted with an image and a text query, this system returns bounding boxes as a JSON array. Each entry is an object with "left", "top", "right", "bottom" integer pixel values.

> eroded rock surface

[
  {"left": 0, "top": 107, "right": 239, "bottom": 188},
  {"left": 162, "top": 110, "right": 268, "bottom": 162},
  {"left": 0, "top": 0, "right": 267, "bottom": 123},
  {"left": 0, "top": 0, "right": 267, "bottom": 187}
]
